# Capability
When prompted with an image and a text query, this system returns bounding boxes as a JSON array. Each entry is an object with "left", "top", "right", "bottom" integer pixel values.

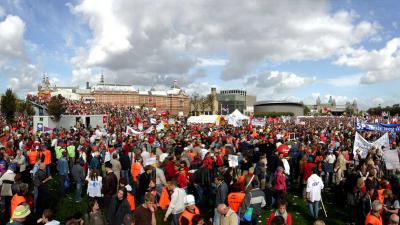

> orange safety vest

[
  {"left": 377, "top": 189, "right": 385, "bottom": 204},
  {"left": 159, "top": 187, "right": 170, "bottom": 210},
  {"left": 179, "top": 206, "right": 200, "bottom": 225},
  {"left": 43, "top": 149, "right": 52, "bottom": 165},
  {"left": 27, "top": 151, "right": 38, "bottom": 165},
  {"left": 10, "top": 194, "right": 26, "bottom": 216},
  {"left": 131, "top": 162, "right": 142, "bottom": 182},
  {"left": 364, "top": 212, "right": 382, "bottom": 225},
  {"left": 227, "top": 192, "right": 245, "bottom": 213},
  {"left": 127, "top": 192, "right": 135, "bottom": 211}
]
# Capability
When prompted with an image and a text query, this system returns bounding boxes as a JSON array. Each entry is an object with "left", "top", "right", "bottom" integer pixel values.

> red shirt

[
  {"left": 176, "top": 173, "right": 188, "bottom": 188},
  {"left": 303, "top": 162, "right": 315, "bottom": 182}
]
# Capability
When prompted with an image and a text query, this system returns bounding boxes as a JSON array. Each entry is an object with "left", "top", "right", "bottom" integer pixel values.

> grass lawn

[
  {"left": 156, "top": 187, "right": 352, "bottom": 225},
  {"left": 44, "top": 177, "right": 352, "bottom": 225}
]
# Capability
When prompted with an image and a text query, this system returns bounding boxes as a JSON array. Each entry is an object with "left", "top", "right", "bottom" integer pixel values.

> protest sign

[
  {"left": 383, "top": 150, "right": 400, "bottom": 170},
  {"left": 353, "top": 132, "right": 390, "bottom": 158},
  {"left": 353, "top": 132, "right": 372, "bottom": 159},
  {"left": 251, "top": 118, "right": 266, "bottom": 127},
  {"left": 228, "top": 154, "right": 239, "bottom": 167}
]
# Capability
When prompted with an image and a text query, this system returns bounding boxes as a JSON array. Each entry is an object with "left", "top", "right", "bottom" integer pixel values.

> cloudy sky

[{"left": 0, "top": 0, "right": 400, "bottom": 109}]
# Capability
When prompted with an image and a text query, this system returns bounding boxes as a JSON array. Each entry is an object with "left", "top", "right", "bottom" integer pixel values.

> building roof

[
  {"left": 254, "top": 101, "right": 304, "bottom": 107},
  {"left": 91, "top": 84, "right": 137, "bottom": 92}
]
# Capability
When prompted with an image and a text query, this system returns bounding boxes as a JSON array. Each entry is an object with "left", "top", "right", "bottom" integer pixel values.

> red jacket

[
  {"left": 267, "top": 211, "right": 292, "bottom": 225},
  {"left": 164, "top": 160, "right": 176, "bottom": 181}
]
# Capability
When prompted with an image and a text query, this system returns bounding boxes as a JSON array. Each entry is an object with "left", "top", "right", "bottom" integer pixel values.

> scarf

[{"left": 274, "top": 210, "right": 288, "bottom": 222}]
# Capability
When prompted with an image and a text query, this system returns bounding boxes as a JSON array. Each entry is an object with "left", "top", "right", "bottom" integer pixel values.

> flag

[{"left": 126, "top": 126, "right": 142, "bottom": 135}]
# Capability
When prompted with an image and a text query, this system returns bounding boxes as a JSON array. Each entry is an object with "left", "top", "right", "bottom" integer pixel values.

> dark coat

[
  {"left": 102, "top": 171, "right": 118, "bottom": 197},
  {"left": 107, "top": 196, "right": 131, "bottom": 225}
]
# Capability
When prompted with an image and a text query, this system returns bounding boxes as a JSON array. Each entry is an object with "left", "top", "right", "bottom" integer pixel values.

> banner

[
  {"left": 372, "top": 133, "right": 390, "bottom": 152},
  {"left": 353, "top": 132, "right": 390, "bottom": 158},
  {"left": 356, "top": 121, "right": 400, "bottom": 132},
  {"left": 227, "top": 115, "right": 241, "bottom": 127},
  {"left": 126, "top": 126, "right": 143, "bottom": 135},
  {"left": 383, "top": 150, "right": 400, "bottom": 170},
  {"left": 251, "top": 118, "right": 266, "bottom": 127}
]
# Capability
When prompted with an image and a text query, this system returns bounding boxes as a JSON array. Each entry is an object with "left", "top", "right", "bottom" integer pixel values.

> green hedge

[{"left": 253, "top": 111, "right": 294, "bottom": 118}]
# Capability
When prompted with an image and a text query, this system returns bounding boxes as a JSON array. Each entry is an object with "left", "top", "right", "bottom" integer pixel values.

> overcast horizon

[{"left": 1, "top": 0, "right": 400, "bottom": 110}]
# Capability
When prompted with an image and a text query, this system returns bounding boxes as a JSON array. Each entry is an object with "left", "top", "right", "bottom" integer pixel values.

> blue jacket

[{"left": 57, "top": 157, "right": 69, "bottom": 176}]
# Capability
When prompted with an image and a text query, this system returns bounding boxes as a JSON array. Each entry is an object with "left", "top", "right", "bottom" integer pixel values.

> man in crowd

[
  {"left": 306, "top": 169, "right": 324, "bottom": 220},
  {"left": 164, "top": 180, "right": 186, "bottom": 225}
]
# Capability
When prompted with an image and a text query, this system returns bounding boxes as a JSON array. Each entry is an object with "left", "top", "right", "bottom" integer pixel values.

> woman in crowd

[
  {"left": 84, "top": 199, "right": 106, "bottom": 225},
  {"left": 267, "top": 201, "right": 292, "bottom": 225}
]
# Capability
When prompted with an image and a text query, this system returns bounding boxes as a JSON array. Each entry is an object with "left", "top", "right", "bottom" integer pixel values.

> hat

[
  {"left": 13, "top": 205, "right": 31, "bottom": 219},
  {"left": 185, "top": 195, "right": 196, "bottom": 206}
]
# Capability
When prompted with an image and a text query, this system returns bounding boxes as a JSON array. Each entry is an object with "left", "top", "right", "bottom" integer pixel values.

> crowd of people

[{"left": 0, "top": 96, "right": 400, "bottom": 225}]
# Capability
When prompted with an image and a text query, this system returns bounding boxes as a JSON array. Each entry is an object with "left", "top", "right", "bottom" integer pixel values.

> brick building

[{"left": 38, "top": 75, "right": 190, "bottom": 115}]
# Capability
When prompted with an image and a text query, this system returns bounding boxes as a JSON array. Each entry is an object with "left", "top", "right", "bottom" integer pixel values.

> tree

[
  {"left": 206, "top": 93, "right": 216, "bottom": 114},
  {"left": 16, "top": 100, "right": 36, "bottom": 116},
  {"left": 190, "top": 93, "right": 201, "bottom": 116},
  {"left": 48, "top": 94, "right": 65, "bottom": 121},
  {"left": 1, "top": 89, "right": 17, "bottom": 124},
  {"left": 200, "top": 96, "right": 208, "bottom": 114},
  {"left": 303, "top": 106, "right": 311, "bottom": 115}
]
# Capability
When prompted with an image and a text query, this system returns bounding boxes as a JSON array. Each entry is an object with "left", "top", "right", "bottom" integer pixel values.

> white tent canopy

[
  {"left": 230, "top": 109, "right": 249, "bottom": 120},
  {"left": 187, "top": 115, "right": 222, "bottom": 125}
]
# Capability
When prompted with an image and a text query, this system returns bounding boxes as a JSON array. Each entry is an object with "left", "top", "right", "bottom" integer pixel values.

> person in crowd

[
  {"left": 102, "top": 161, "right": 118, "bottom": 214},
  {"left": 0, "top": 163, "right": 16, "bottom": 221},
  {"left": 107, "top": 187, "right": 131, "bottom": 225},
  {"left": 179, "top": 195, "right": 200, "bottom": 225},
  {"left": 389, "top": 214, "right": 399, "bottom": 225},
  {"left": 134, "top": 192, "right": 156, "bottom": 225},
  {"left": 164, "top": 180, "right": 186, "bottom": 225},
  {"left": 214, "top": 175, "right": 229, "bottom": 225},
  {"left": 71, "top": 158, "right": 85, "bottom": 202},
  {"left": 110, "top": 153, "right": 121, "bottom": 182},
  {"left": 6, "top": 204, "right": 31, "bottom": 225},
  {"left": 267, "top": 201, "right": 292, "bottom": 225},
  {"left": 239, "top": 179, "right": 266, "bottom": 225},
  {"left": 37, "top": 209, "right": 60, "bottom": 225},
  {"left": 34, "top": 163, "right": 52, "bottom": 215},
  {"left": 217, "top": 204, "right": 238, "bottom": 225},
  {"left": 84, "top": 198, "right": 106, "bottom": 225},
  {"left": 306, "top": 169, "right": 324, "bottom": 220},
  {"left": 57, "top": 151, "right": 69, "bottom": 197},
  {"left": 365, "top": 200, "right": 383, "bottom": 225},
  {"left": 10, "top": 183, "right": 28, "bottom": 218}
]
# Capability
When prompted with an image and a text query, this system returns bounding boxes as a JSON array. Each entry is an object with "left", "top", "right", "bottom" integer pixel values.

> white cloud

[
  {"left": 245, "top": 71, "right": 315, "bottom": 100},
  {"left": 185, "top": 82, "right": 218, "bottom": 96},
  {"left": 197, "top": 58, "right": 227, "bottom": 67},
  {"left": 335, "top": 38, "right": 400, "bottom": 84},
  {"left": 0, "top": 15, "right": 25, "bottom": 59},
  {"left": 70, "top": 0, "right": 378, "bottom": 84},
  {"left": 324, "top": 74, "right": 362, "bottom": 87},
  {"left": 6, "top": 64, "right": 41, "bottom": 94}
]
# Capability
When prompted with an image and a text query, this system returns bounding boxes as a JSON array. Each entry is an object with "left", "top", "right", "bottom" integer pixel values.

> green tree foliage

[
  {"left": 253, "top": 112, "right": 294, "bottom": 118},
  {"left": 303, "top": 106, "right": 311, "bottom": 115},
  {"left": 367, "top": 105, "right": 400, "bottom": 116},
  {"left": 1, "top": 89, "right": 17, "bottom": 124},
  {"left": 48, "top": 94, "right": 65, "bottom": 121},
  {"left": 16, "top": 100, "right": 36, "bottom": 116}
]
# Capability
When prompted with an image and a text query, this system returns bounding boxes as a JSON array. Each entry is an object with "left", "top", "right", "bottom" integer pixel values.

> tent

[
  {"left": 229, "top": 109, "right": 249, "bottom": 120},
  {"left": 187, "top": 115, "right": 222, "bottom": 125}
]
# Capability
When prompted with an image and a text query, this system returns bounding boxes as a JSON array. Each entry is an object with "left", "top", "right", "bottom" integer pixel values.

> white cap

[{"left": 185, "top": 195, "right": 196, "bottom": 206}]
